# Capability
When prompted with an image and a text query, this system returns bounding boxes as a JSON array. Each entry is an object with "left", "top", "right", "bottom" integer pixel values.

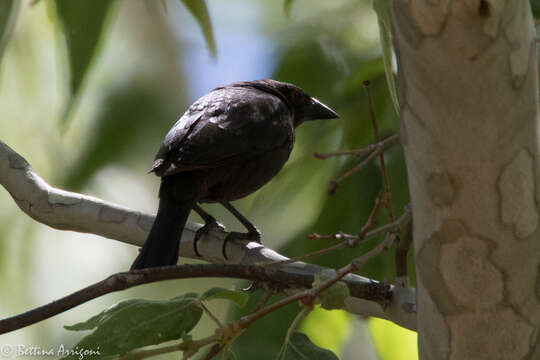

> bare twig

[
  {"left": 363, "top": 80, "right": 394, "bottom": 223},
  {"left": 0, "top": 141, "right": 417, "bottom": 334},
  {"left": 264, "top": 242, "right": 348, "bottom": 267},
  {"left": 314, "top": 134, "right": 399, "bottom": 159},
  {"left": 307, "top": 231, "right": 357, "bottom": 241},
  {"left": 329, "top": 146, "right": 384, "bottom": 194},
  {"left": 229, "top": 229, "right": 396, "bottom": 335},
  {"left": 265, "top": 194, "right": 382, "bottom": 267},
  {"left": 356, "top": 192, "right": 382, "bottom": 239},
  {"left": 308, "top": 204, "right": 410, "bottom": 247},
  {"left": 123, "top": 335, "right": 218, "bottom": 360},
  {"left": 202, "top": 343, "right": 223, "bottom": 360},
  {"left": 253, "top": 289, "right": 274, "bottom": 312},
  {"left": 278, "top": 308, "right": 312, "bottom": 358},
  {"left": 0, "top": 262, "right": 393, "bottom": 335},
  {"left": 199, "top": 301, "right": 224, "bottom": 329}
]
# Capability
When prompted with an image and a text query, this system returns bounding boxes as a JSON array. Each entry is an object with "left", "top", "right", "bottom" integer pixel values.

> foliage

[
  {"left": 0, "top": 0, "right": 429, "bottom": 358},
  {"left": 64, "top": 294, "right": 202, "bottom": 358},
  {"left": 278, "top": 332, "right": 339, "bottom": 360}
]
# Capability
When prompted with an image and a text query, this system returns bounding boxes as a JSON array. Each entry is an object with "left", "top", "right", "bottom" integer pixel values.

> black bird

[{"left": 130, "top": 79, "right": 338, "bottom": 270}]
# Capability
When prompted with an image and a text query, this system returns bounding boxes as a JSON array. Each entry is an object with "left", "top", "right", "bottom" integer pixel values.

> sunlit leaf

[
  {"left": 369, "top": 317, "right": 418, "bottom": 360},
  {"left": 63, "top": 294, "right": 202, "bottom": 358},
  {"left": 279, "top": 332, "right": 338, "bottom": 360},
  {"left": 373, "top": 0, "right": 400, "bottom": 115},
  {"left": 299, "top": 306, "right": 351, "bottom": 356},
  {"left": 54, "top": 0, "right": 114, "bottom": 128},
  {"left": 0, "top": 0, "right": 19, "bottom": 64},
  {"left": 201, "top": 287, "right": 249, "bottom": 308},
  {"left": 180, "top": 0, "right": 216, "bottom": 57}
]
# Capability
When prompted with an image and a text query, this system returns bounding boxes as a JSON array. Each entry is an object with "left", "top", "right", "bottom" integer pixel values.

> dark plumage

[{"left": 130, "top": 79, "right": 338, "bottom": 270}]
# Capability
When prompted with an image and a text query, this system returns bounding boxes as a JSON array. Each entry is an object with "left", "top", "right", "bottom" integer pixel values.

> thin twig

[
  {"left": 329, "top": 146, "right": 384, "bottom": 194},
  {"left": 123, "top": 335, "right": 218, "bottom": 360},
  {"left": 312, "top": 233, "right": 395, "bottom": 299},
  {"left": 202, "top": 343, "right": 223, "bottom": 360},
  {"left": 363, "top": 80, "right": 394, "bottom": 222},
  {"left": 0, "top": 260, "right": 394, "bottom": 335},
  {"left": 278, "top": 308, "right": 312, "bottom": 358},
  {"left": 199, "top": 301, "right": 224, "bottom": 329},
  {"left": 307, "top": 232, "right": 357, "bottom": 241},
  {"left": 253, "top": 289, "right": 274, "bottom": 312},
  {"left": 357, "top": 192, "right": 382, "bottom": 239},
  {"left": 263, "top": 242, "right": 348, "bottom": 267},
  {"left": 264, "top": 193, "right": 382, "bottom": 267},
  {"left": 301, "top": 204, "right": 410, "bottom": 258},
  {"left": 230, "top": 229, "right": 397, "bottom": 333},
  {"left": 314, "top": 134, "right": 399, "bottom": 159}
]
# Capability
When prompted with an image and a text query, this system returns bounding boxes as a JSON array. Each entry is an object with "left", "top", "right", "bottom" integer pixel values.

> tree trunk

[{"left": 390, "top": 0, "right": 540, "bottom": 359}]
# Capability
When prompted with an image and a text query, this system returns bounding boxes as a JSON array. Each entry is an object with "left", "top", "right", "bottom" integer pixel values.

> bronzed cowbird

[{"left": 130, "top": 79, "right": 338, "bottom": 270}]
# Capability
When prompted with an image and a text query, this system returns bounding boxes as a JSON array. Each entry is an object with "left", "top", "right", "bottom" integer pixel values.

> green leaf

[
  {"left": 54, "top": 0, "right": 114, "bottom": 128},
  {"left": 283, "top": 0, "right": 294, "bottom": 17},
  {"left": 180, "top": 0, "right": 216, "bottom": 57},
  {"left": 63, "top": 294, "right": 203, "bottom": 358},
  {"left": 0, "top": 0, "right": 19, "bottom": 64},
  {"left": 299, "top": 306, "right": 351, "bottom": 356},
  {"left": 369, "top": 317, "right": 418, "bottom": 360},
  {"left": 201, "top": 287, "right": 249, "bottom": 308},
  {"left": 372, "top": 0, "right": 400, "bottom": 115},
  {"left": 279, "top": 332, "right": 338, "bottom": 360},
  {"left": 312, "top": 270, "right": 350, "bottom": 310}
]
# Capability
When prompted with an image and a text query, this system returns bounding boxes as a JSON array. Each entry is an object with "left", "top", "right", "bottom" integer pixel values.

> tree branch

[{"left": 0, "top": 139, "right": 417, "bottom": 331}]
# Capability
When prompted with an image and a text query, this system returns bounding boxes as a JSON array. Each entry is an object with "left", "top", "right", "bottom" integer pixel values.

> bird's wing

[{"left": 152, "top": 86, "right": 293, "bottom": 176}]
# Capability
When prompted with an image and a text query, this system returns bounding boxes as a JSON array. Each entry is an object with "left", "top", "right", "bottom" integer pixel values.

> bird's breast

[{"left": 199, "top": 143, "right": 293, "bottom": 202}]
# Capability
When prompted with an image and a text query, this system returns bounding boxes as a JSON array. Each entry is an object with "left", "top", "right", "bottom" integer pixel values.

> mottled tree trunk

[{"left": 390, "top": 0, "right": 540, "bottom": 358}]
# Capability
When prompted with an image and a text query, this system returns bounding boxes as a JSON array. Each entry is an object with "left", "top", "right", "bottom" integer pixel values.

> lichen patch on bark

[
  {"left": 417, "top": 221, "right": 470, "bottom": 314},
  {"left": 410, "top": 0, "right": 450, "bottom": 35},
  {"left": 440, "top": 234, "right": 504, "bottom": 309},
  {"left": 448, "top": 309, "right": 534, "bottom": 360},
  {"left": 498, "top": 148, "right": 538, "bottom": 239},
  {"left": 504, "top": 0, "right": 536, "bottom": 87},
  {"left": 426, "top": 171, "right": 458, "bottom": 207}
]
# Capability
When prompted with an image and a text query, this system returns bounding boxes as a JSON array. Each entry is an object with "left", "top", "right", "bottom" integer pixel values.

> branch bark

[{"left": 0, "top": 139, "right": 417, "bottom": 331}]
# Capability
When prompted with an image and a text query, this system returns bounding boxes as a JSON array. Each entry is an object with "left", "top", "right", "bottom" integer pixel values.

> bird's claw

[
  {"left": 222, "top": 230, "right": 262, "bottom": 260},
  {"left": 193, "top": 221, "right": 225, "bottom": 257}
]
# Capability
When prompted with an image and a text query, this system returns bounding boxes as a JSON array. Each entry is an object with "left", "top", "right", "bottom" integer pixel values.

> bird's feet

[
  {"left": 222, "top": 228, "right": 261, "bottom": 260},
  {"left": 193, "top": 221, "right": 226, "bottom": 257}
]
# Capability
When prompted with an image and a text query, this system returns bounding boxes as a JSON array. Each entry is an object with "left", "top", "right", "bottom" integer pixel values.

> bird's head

[{"left": 255, "top": 79, "right": 339, "bottom": 127}]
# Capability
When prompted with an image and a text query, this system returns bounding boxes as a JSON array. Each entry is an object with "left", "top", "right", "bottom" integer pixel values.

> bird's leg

[
  {"left": 220, "top": 202, "right": 262, "bottom": 258},
  {"left": 192, "top": 204, "right": 225, "bottom": 257}
]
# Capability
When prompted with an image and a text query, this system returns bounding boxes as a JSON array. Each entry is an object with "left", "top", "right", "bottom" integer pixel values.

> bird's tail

[{"left": 130, "top": 173, "right": 198, "bottom": 270}]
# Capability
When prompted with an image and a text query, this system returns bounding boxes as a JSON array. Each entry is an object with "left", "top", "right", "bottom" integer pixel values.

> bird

[{"left": 130, "top": 79, "right": 338, "bottom": 270}]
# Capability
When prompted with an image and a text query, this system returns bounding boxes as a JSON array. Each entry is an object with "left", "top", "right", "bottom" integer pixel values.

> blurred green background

[{"left": 0, "top": 0, "right": 419, "bottom": 358}]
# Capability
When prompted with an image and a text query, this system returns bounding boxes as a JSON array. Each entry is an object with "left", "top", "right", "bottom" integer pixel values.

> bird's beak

[{"left": 304, "top": 97, "right": 339, "bottom": 120}]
